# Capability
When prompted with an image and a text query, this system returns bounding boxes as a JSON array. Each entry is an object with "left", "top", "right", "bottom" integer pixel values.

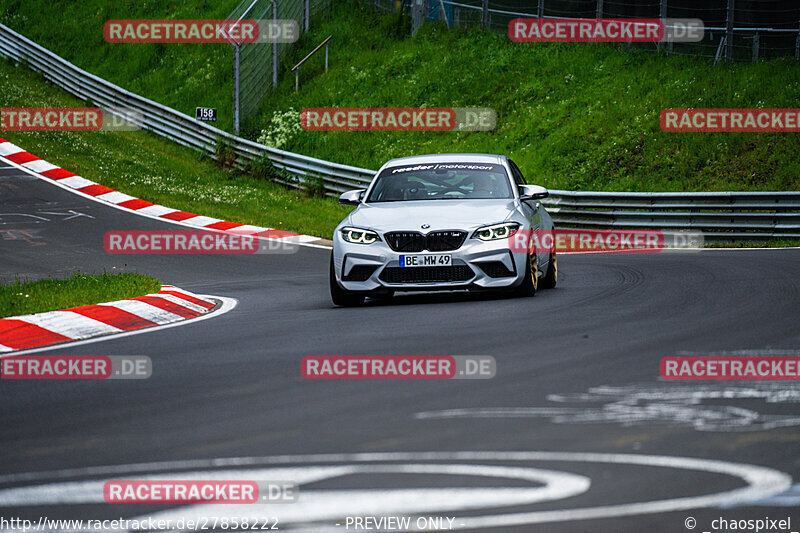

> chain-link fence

[
  {"left": 368, "top": 0, "right": 800, "bottom": 62},
  {"left": 228, "top": 0, "right": 332, "bottom": 133}
]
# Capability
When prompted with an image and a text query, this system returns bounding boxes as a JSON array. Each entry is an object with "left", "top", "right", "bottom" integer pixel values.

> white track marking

[
  {"left": 0, "top": 296, "right": 237, "bottom": 356},
  {"left": 0, "top": 452, "right": 789, "bottom": 531},
  {"left": 415, "top": 382, "right": 800, "bottom": 432},
  {"left": 15, "top": 311, "right": 121, "bottom": 338}
]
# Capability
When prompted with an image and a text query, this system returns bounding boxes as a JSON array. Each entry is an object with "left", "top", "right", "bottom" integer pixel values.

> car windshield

[{"left": 366, "top": 163, "right": 513, "bottom": 202}]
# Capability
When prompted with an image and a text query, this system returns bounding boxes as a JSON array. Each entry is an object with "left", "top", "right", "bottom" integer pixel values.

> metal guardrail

[{"left": 1, "top": 24, "right": 799, "bottom": 241}]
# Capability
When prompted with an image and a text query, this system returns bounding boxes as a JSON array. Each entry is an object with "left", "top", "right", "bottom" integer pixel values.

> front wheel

[
  {"left": 540, "top": 252, "right": 557, "bottom": 289},
  {"left": 330, "top": 255, "right": 365, "bottom": 307},
  {"left": 512, "top": 252, "right": 538, "bottom": 297}
]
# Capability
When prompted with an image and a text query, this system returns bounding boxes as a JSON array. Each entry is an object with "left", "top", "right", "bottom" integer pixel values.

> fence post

[
  {"left": 481, "top": 0, "right": 489, "bottom": 30},
  {"left": 658, "top": 0, "right": 667, "bottom": 50},
  {"left": 725, "top": 0, "right": 734, "bottom": 62},
  {"left": 596, "top": 0, "right": 603, "bottom": 18},
  {"left": 272, "top": 0, "right": 278, "bottom": 88},
  {"left": 233, "top": 43, "right": 240, "bottom": 135},
  {"left": 304, "top": 0, "right": 310, "bottom": 32},
  {"left": 796, "top": 20, "right": 800, "bottom": 61},
  {"left": 752, "top": 32, "right": 759, "bottom": 62},
  {"left": 537, "top": 0, "right": 544, "bottom": 19}
]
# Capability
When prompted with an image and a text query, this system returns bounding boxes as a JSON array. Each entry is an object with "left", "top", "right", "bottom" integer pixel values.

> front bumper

[{"left": 332, "top": 231, "right": 528, "bottom": 292}]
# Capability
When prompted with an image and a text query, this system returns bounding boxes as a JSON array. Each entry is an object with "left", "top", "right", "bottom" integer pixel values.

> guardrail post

[
  {"left": 481, "top": 0, "right": 489, "bottom": 30},
  {"left": 304, "top": 0, "right": 310, "bottom": 32},
  {"left": 537, "top": 0, "right": 544, "bottom": 19},
  {"left": 233, "top": 43, "right": 240, "bottom": 135},
  {"left": 596, "top": 0, "right": 603, "bottom": 18},
  {"left": 658, "top": 0, "right": 667, "bottom": 50},
  {"left": 752, "top": 32, "right": 759, "bottom": 63},
  {"left": 325, "top": 41, "right": 329, "bottom": 72},
  {"left": 725, "top": 0, "right": 734, "bottom": 62}
]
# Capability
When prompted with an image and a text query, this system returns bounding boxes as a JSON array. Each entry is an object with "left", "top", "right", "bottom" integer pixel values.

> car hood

[{"left": 345, "top": 199, "right": 519, "bottom": 232}]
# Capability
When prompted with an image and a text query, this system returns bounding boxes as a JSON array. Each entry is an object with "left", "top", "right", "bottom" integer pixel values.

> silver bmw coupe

[{"left": 330, "top": 153, "right": 557, "bottom": 306}]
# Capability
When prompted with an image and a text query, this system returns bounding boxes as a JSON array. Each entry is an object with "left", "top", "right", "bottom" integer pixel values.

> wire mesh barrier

[
  {"left": 228, "top": 0, "right": 332, "bottom": 133},
  {"left": 1, "top": 23, "right": 798, "bottom": 241},
  {"left": 369, "top": 0, "right": 800, "bottom": 62}
]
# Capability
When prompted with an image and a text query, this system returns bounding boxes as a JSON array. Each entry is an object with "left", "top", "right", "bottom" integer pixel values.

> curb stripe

[
  {"left": 16, "top": 312, "right": 122, "bottom": 338},
  {"left": 161, "top": 210, "right": 199, "bottom": 222},
  {"left": 6, "top": 151, "right": 39, "bottom": 164},
  {"left": 68, "top": 305, "right": 159, "bottom": 331},
  {"left": 159, "top": 290, "right": 215, "bottom": 310},
  {"left": 0, "top": 320, "right": 72, "bottom": 351},
  {"left": 78, "top": 184, "right": 116, "bottom": 197},
  {"left": 118, "top": 198, "right": 154, "bottom": 210},
  {"left": 131, "top": 296, "right": 202, "bottom": 319},
  {"left": 40, "top": 168, "right": 76, "bottom": 180},
  {"left": 99, "top": 300, "right": 184, "bottom": 325}
]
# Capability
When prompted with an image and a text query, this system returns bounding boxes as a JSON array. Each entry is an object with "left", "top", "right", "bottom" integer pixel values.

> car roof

[{"left": 381, "top": 153, "right": 506, "bottom": 168}]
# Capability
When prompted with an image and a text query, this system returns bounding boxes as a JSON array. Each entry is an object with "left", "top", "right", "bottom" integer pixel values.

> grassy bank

[
  {"left": 0, "top": 59, "right": 352, "bottom": 238},
  {"left": 3, "top": 2, "right": 799, "bottom": 191},
  {"left": 0, "top": 272, "right": 161, "bottom": 318}
]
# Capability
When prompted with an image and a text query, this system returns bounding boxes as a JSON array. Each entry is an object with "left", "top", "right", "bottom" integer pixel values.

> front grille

[
  {"left": 384, "top": 230, "right": 467, "bottom": 252},
  {"left": 476, "top": 261, "right": 515, "bottom": 278},
  {"left": 426, "top": 231, "right": 467, "bottom": 251},
  {"left": 379, "top": 265, "right": 474, "bottom": 284},
  {"left": 342, "top": 264, "right": 379, "bottom": 281},
  {"left": 384, "top": 231, "right": 426, "bottom": 252}
]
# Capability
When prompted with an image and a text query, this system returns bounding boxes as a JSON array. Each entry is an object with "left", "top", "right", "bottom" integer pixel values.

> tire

[
  {"left": 513, "top": 252, "right": 538, "bottom": 297},
  {"left": 540, "top": 252, "right": 557, "bottom": 289},
  {"left": 330, "top": 255, "right": 365, "bottom": 307}
]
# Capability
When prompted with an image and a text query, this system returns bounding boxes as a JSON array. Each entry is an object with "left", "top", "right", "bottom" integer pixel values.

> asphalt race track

[{"left": 2, "top": 156, "right": 800, "bottom": 532}]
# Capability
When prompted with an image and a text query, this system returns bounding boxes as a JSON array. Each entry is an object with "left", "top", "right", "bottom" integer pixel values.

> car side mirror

[
  {"left": 339, "top": 189, "right": 365, "bottom": 206},
  {"left": 519, "top": 184, "right": 549, "bottom": 200}
]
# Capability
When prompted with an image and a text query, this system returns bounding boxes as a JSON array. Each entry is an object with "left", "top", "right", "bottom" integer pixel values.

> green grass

[
  {"left": 0, "top": 272, "right": 161, "bottom": 318},
  {"left": 3, "top": 1, "right": 799, "bottom": 192},
  {"left": 0, "top": 59, "right": 353, "bottom": 239}
]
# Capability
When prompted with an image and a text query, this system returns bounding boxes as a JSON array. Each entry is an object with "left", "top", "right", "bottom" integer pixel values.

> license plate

[{"left": 399, "top": 254, "right": 452, "bottom": 267}]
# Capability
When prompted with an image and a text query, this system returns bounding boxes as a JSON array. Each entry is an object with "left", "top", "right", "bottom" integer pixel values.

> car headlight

[
  {"left": 341, "top": 226, "right": 380, "bottom": 244},
  {"left": 473, "top": 222, "right": 520, "bottom": 241}
]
